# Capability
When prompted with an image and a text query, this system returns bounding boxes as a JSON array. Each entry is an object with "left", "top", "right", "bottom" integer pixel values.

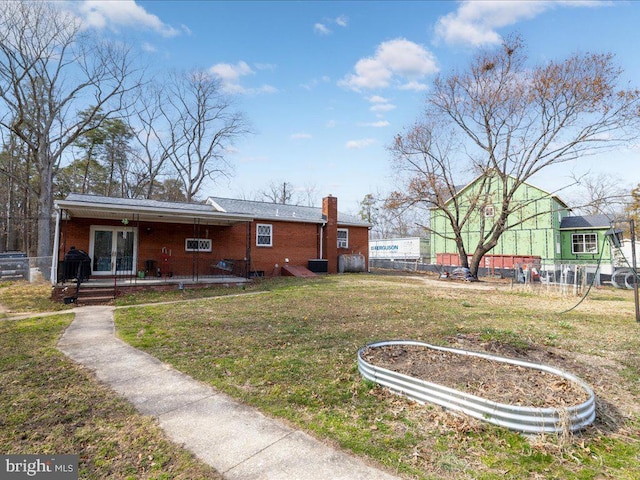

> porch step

[{"left": 75, "top": 287, "right": 115, "bottom": 305}]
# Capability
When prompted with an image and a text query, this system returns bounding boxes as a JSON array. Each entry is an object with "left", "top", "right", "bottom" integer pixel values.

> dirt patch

[{"left": 361, "top": 340, "right": 591, "bottom": 409}]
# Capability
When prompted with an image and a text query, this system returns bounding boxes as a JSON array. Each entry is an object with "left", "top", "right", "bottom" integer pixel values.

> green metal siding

[
  {"left": 559, "top": 229, "right": 610, "bottom": 264},
  {"left": 430, "top": 175, "right": 569, "bottom": 264}
]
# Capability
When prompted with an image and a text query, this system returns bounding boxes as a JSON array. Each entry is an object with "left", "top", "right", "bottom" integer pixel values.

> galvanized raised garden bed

[{"left": 358, "top": 340, "right": 596, "bottom": 434}]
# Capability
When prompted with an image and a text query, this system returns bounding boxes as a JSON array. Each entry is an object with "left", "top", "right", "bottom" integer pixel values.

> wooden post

[{"left": 629, "top": 219, "right": 640, "bottom": 322}]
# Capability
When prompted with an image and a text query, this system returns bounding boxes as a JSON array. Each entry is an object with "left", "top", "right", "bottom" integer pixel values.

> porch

[{"left": 52, "top": 273, "right": 251, "bottom": 305}]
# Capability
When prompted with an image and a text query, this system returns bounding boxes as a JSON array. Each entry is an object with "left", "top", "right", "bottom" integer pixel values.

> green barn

[{"left": 430, "top": 173, "right": 615, "bottom": 274}]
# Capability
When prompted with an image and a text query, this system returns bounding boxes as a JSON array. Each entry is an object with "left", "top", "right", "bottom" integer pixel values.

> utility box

[{"left": 308, "top": 259, "right": 328, "bottom": 273}]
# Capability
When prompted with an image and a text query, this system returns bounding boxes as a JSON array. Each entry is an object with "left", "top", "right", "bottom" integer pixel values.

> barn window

[
  {"left": 256, "top": 223, "right": 273, "bottom": 247},
  {"left": 185, "top": 238, "right": 212, "bottom": 252},
  {"left": 337, "top": 228, "right": 349, "bottom": 248},
  {"left": 571, "top": 233, "right": 598, "bottom": 254},
  {"left": 484, "top": 205, "right": 495, "bottom": 217}
]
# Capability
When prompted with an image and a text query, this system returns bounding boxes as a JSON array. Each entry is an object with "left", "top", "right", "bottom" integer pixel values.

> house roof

[
  {"left": 207, "top": 197, "right": 370, "bottom": 227},
  {"left": 560, "top": 214, "right": 611, "bottom": 230},
  {"left": 55, "top": 193, "right": 253, "bottom": 225},
  {"left": 55, "top": 193, "right": 370, "bottom": 228}
]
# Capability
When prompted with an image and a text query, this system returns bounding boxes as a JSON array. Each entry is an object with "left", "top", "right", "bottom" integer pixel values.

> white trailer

[{"left": 369, "top": 237, "right": 430, "bottom": 262}]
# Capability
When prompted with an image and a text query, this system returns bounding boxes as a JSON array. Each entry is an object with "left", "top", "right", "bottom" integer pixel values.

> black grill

[{"left": 63, "top": 247, "right": 91, "bottom": 282}]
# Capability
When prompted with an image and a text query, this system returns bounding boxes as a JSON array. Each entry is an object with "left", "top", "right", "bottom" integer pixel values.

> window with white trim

[
  {"left": 571, "top": 233, "right": 598, "bottom": 254},
  {"left": 256, "top": 223, "right": 273, "bottom": 247},
  {"left": 484, "top": 205, "right": 495, "bottom": 217},
  {"left": 185, "top": 238, "right": 212, "bottom": 252},
  {"left": 337, "top": 228, "right": 348, "bottom": 248}
]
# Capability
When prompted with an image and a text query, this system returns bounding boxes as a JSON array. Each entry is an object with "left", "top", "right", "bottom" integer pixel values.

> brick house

[{"left": 51, "top": 193, "right": 370, "bottom": 285}]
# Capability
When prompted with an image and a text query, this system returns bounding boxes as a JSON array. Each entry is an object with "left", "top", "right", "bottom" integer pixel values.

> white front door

[{"left": 89, "top": 226, "right": 137, "bottom": 275}]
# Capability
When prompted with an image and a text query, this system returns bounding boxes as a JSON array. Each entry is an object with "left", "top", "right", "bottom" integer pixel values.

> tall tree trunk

[{"left": 37, "top": 149, "right": 53, "bottom": 261}]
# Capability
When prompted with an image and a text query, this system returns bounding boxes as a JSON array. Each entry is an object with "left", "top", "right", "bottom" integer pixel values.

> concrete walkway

[{"left": 57, "top": 306, "right": 401, "bottom": 480}]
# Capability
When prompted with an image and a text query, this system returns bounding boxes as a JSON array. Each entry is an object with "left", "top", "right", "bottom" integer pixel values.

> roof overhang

[
  {"left": 559, "top": 226, "right": 611, "bottom": 231},
  {"left": 54, "top": 198, "right": 254, "bottom": 226}
]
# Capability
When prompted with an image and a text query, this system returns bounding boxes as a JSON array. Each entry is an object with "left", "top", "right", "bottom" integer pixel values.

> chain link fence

[{"left": 0, "top": 253, "right": 52, "bottom": 282}]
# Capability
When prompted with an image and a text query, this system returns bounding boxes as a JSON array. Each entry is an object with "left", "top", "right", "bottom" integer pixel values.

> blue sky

[{"left": 69, "top": 1, "right": 640, "bottom": 213}]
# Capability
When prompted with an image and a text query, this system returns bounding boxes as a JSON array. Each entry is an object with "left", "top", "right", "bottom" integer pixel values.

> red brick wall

[
  {"left": 246, "top": 220, "right": 320, "bottom": 275},
  {"left": 59, "top": 218, "right": 224, "bottom": 277},
  {"left": 57, "top": 208, "right": 368, "bottom": 278},
  {"left": 338, "top": 224, "right": 369, "bottom": 266}
]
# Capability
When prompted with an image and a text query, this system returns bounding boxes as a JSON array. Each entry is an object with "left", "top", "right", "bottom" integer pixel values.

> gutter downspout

[{"left": 50, "top": 208, "right": 61, "bottom": 285}]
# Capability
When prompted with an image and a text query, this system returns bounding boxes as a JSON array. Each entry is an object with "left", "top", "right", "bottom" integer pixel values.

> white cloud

[
  {"left": 314, "top": 23, "right": 331, "bottom": 35},
  {"left": 399, "top": 80, "right": 429, "bottom": 91},
  {"left": 336, "top": 15, "right": 349, "bottom": 27},
  {"left": 210, "top": 61, "right": 254, "bottom": 82},
  {"left": 339, "top": 38, "right": 438, "bottom": 92},
  {"left": 367, "top": 96, "right": 396, "bottom": 113},
  {"left": 326, "top": 120, "right": 336, "bottom": 128},
  {"left": 434, "top": 0, "right": 609, "bottom": 47},
  {"left": 141, "top": 42, "right": 157, "bottom": 53},
  {"left": 314, "top": 15, "right": 348, "bottom": 35},
  {"left": 255, "top": 63, "right": 277, "bottom": 71},
  {"left": 370, "top": 103, "right": 396, "bottom": 113},
  {"left": 367, "top": 95, "right": 389, "bottom": 104},
  {"left": 77, "top": 0, "right": 179, "bottom": 37},
  {"left": 346, "top": 138, "right": 376, "bottom": 149},
  {"left": 256, "top": 85, "right": 278, "bottom": 94},
  {"left": 209, "top": 61, "right": 277, "bottom": 95},
  {"left": 291, "top": 133, "right": 312, "bottom": 140},
  {"left": 358, "top": 121, "right": 390, "bottom": 128},
  {"left": 300, "top": 76, "right": 331, "bottom": 91}
]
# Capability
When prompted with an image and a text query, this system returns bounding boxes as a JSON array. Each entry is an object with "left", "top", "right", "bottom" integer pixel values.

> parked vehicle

[{"left": 0, "top": 252, "right": 28, "bottom": 281}]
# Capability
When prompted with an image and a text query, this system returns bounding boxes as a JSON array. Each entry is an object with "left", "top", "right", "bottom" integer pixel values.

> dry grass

[
  {"left": 0, "top": 313, "right": 222, "bottom": 479},
  {"left": 0, "top": 281, "right": 71, "bottom": 316},
  {"left": 115, "top": 273, "right": 640, "bottom": 480}
]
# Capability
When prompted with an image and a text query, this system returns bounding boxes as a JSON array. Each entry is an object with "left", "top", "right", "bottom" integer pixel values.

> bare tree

[
  {"left": 0, "top": 1, "right": 138, "bottom": 259},
  {"left": 128, "top": 82, "right": 173, "bottom": 199},
  {"left": 568, "top": 172, "right": 630, "bottom": 219},
  {"left": 625, "top": 184, "right": 640, "bottom": 227},
  {"left": 359, "top": 192, "right": 426, "bottom": 239},
  {"left": 261, "top": 181, "right": 296, "bottom": 204},
  {"left": 158, "top": 70, "right": 249, "bottom": 202},
  {"left": 0, "top": 133, "right": 36, "bottom": 252},
  {"left": 380, "top": 198, "right": 426, "bottom": 239},
  {"left": 389, "top": 35, "right": 640, "bottom": 277},
  {"left": 300, "top": 182, "right": 319, "bottom": 207},
  {"left": 257, "top": 180, "right": 320, "bottom": 206}
]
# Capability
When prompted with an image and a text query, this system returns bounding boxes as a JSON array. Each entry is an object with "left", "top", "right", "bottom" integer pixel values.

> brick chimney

[{"left": 322, "top": 195, "right": 338, "bottom": 274}]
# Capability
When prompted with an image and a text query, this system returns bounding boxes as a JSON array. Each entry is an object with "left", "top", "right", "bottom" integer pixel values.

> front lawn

[
  {"left": 115, "top": 274, "right": 640, "bottom": 479},
  {"left": 0, "top": 314, "right": 222, "bottom": 479}
]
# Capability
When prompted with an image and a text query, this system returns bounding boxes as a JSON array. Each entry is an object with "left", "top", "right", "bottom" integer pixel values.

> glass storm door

[{"left": 90, "top": 227, "right": 136, "bottom": 275}]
